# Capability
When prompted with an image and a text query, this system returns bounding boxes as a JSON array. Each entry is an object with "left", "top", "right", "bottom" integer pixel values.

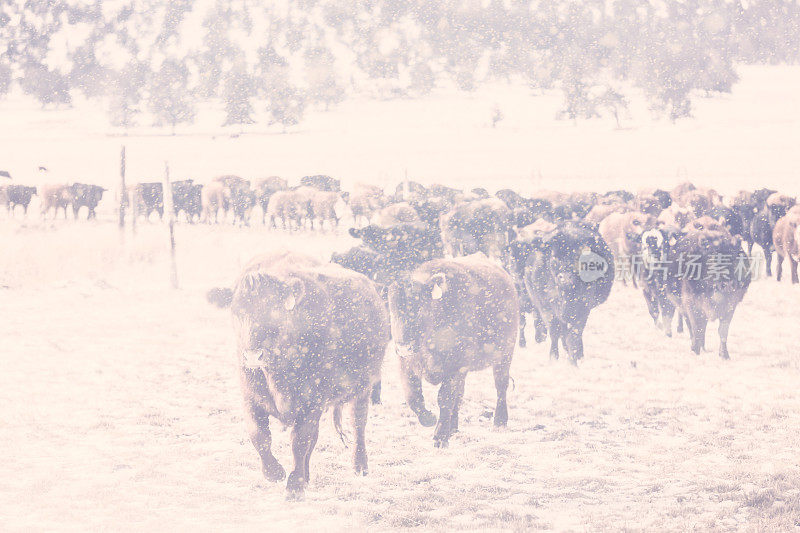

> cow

[
  {"left": 750, "top": 193, "right": 795, "bottom": 277},
  {"left": 584, "top": 203, "right": 630, "bottom": 226},
  {"left": 201, "top": 181, "right": 228, "bottom": 223},
  {"left": 772, "top": 206, "right": 800, "bottom": 284},
  {"left": 0, "top": 186, "right": 7, "bottom": 213},
  {"left": 349, "top": 223, "right": 443, "bottom": 271},
  {"left": 209, "top": 251, "right": 389, "bottom": 497},
  {"left": 310, "top": 190, "right": 341, "bottom": 230},
  {"left": 707, "top": 205, "right": 745, "bottom": 242},
  {"left": 440, "top": 198, "right": 513, "bottom": 260},
  {"left": 388, "top": 254, "right": 518, "bottom": 447},
  {"left": 495, "top": 189, "right": 526, "bottom": 210},
  {"left": 38, "top": 184, "right": 72, "bottom": 219},
  {"left": 375, "top": 202, "right": 421, "bottom": 226},
  {"left": 667, "top": 223, "right": 750, "bottom": 359},
  {"left": 516, "top": 221, "right": 615, "bottom": 364},
  {"left": 300, "top": 174, "right": 340, "bottom": 192},
  {"left": 348, "top": 183, "right": 385, "bottom": 227},
  {"left": 212, "top": 174, "right": 249, "bottom": 190},
  {"left": 598, "top": 210, "right": 654, "bottom": 284},
  {"left": 254, "top": 176, "right": 288, "bottom": 224},
  {"left": 658, "top": 204, "right": 694, "bottom": 230},
  {"left": 638, "top": 226, "right": 683, "bottom": 337},
  {"left": 229, "top": 184, "right": 256, "bottom": 226},
  {"left": 507, "top": 219, "right": 557, "bottom": 347},
  {"left": 4, "top": 185, "right": 37, "bottom": 216},
  {"left": 70, "top": 183, "right": 106, "bottom": 220},
  {"left": 129, "top": 182, "right": 164, "bottom": 221},
  {"left": 511, "top": 197, "right": 553, "bottom": 228},
  {"left": 265, "top": 187, "right": 315, "bottom": 230},
  {"left": 172, "top": 180, "right": 203, "bottom": 223}
]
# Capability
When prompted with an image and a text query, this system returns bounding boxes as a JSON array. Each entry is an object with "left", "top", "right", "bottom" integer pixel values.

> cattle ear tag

[
  {"left": 431, "top": 283, "right": 443, "bottom": 300},
  {"left": 284, "top": 295, "right": 296, "bottom": 311}
]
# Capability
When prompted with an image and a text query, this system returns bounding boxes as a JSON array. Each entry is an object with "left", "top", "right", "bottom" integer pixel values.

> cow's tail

[
  {"left": 206, "top": 287, "right": 233, "bottom": 308},
  {"left": 332, "top": 404, "right": 349, "bottom": 447}
]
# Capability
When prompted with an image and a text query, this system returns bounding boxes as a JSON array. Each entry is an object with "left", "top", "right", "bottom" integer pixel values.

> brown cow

[
  {"left": 584, "top": 203, "right": 630, "bottom": 225},
  {"left": 598, "top": 210, "right": 654, "bottom": 283},
  {"left": 375, "top": 202, "right": 421, "bottom": 226},
  {"left": 388, "top": 254, "right": 518, "bottom": 447},
  {"left": 40, "top": 183, "right": 74, "bottom": 219},
  {"left": 773, "top": 205, "right": 800, "bottom": 284},
  {"left": 214, "top": 251, "right": 389, "bottom": 497},
  {"left": 201, "top": 181, "right": 228, "bottom": 223},
  {"left": 310, "top": 189, "right": 341, "bottom": 230}
]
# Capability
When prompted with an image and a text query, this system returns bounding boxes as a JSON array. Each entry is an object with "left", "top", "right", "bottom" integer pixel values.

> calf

[
  {"left": 388, "top": 254, "right": 518, "bottom": 447},
  {"left": 40, "top": 184, "right": 73, "bottom": 219},
  {"left": 211, "top": 252, "right": 389, "bottom": 497}
]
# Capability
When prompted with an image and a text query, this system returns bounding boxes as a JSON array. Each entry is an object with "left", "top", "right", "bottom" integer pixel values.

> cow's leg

[
  {"left": 370, "top": 381, "right": 381, "bottom": 405},
  {"left": 677, "top": 311, "right": 684, "bottom": 334},
  {"left": 399, "top": 356, "right": 436, "bottom": 427},
  {"left": 718, "top": 313, "right": 732, "bottom": 360},
  {"left": 660, "top": 298, "right": 675, "bottom": 337},
  {"left": 791, "top": 256, "right": 799, "bottom": 284},
  {"left": 287, "top": 409, "right": 322, "bottom": 497},
  {"left": 433, "top": 375, "right": 458, "bottom": 448},
  {"left": 449, "top": 372, "right": 467, "bottom": 433},
  {"left": 548, "top": 319, "right": 561, "bottom": 360},
  {"left": 351, "top": 391, "right": 370, "bottom": 476},
  {"left": 643, "top": 289, "right": 659, "bottom": 324},
  {"left": 764, "top": 246, "right": 773, "bottom": 277},
  {"left": 564, "top": 314, "right": 588, "bottom": 365},
  {"left": 73, "top": 204, "right": 80, "bottom": 219},
  {"left": 493, "top": 362, "right": 510, "bottom": 427},
  {"left": 776, "top": 252, "right": 784, "bottom": 282},
  {"left": 688, "top": 311, "right": 707, "bottom": 355},
  {"left": 518, "top": 311, "right": 527, "bottom": 348},
  {"left": 533, "top": 309, "right": 547, "bottom": 343},
  {"left": 244, "top": 398, "right": 285, "bottom": 482}
]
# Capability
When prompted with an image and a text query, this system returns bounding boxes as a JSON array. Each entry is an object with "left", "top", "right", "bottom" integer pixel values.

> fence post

[
  {"left": 163, "top": 161, "right": 178, "bottom": 289},
  {"left": 119, "top": 146, "right": 126, "bottom": 237}
]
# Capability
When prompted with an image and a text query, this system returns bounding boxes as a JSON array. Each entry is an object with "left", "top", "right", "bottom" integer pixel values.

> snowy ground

[
  {"left": 2, "top": 219, "right": 800, "bottom": 531},
  {"left": 2, "top": 66, "right": 800, "bottom": 530}
]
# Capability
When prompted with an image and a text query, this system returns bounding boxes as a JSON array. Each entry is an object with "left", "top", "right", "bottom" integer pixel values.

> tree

[
  {"left": 268, "top": 87, "right": 306, "bottom": 133},
  {"left": 147, "top": 58, "right": 196, "bottom": 134},
  {"left": 305, "top": 46, "right": 344, "bottom": 111},
  {"left": 108, "top": 61, "right": 147, "bottom": 130},
  {"left": 222, "top": 64, "right": 256, "bottom": 129}
]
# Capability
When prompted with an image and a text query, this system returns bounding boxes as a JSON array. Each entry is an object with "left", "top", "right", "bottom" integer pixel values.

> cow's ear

[
  {"left": 349, "top": 227, "right": 362, "bottom": 239},
  {"left": 284, "top": 278, "right": 305, "bottom": 311},
  {"left": 429, "top": 273, "right": 447, "bottom": 300}
]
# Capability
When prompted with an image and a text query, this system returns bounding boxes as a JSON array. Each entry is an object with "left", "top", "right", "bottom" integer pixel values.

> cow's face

[
  {"left": 388, "top": 274, "right": 440, "bottom": 349},
  {"left": 232, "top": 273, "right": 309, "bottom": 369}
]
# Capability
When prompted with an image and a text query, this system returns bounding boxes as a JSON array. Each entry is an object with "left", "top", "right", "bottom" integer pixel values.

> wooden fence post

[
  {"left": 119, "top": 146, "right": 126, "bottom": 237},
  {"left": 163, "top": 161, "right": 178, "bottom": 289}
]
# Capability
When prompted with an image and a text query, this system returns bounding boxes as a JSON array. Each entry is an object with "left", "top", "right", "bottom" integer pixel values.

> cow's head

[
  {"left": 388, "top": 271, "right": 447, "bottom": 350},
  {"left": 231, "top": 272, "right": 323, "bottom": 369}
]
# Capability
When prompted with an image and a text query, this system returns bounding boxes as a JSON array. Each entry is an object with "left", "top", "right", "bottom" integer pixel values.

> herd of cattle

[{"left": 199, "top": 177, "right": 799, "bottom": 497}]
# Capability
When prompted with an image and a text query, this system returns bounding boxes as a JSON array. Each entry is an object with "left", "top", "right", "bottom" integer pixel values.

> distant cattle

[
  {"left": 310, "top": 190, "right": 341, "bottom": 230},
  {"left": 172, "top": 180, "right": 203, "bottom": 223},
  {"left": 514, "top": 221, "right": 614, "bottom": 363},
  {"left": 440, "top": 198, "right": 512, "bottom": 260},
  {"left": 201, "top": 181, "right": 227, "bottom": 223},
  {"left": 212, "top": 175, "right": 248, "bottom": 190},
  {"left": 254, "top": 176, "right": 288, "bottom": 224},
  {"left": 230, "top": 184, "right": 256, "bottom": 226},
  {"left": 301, "top": 174, "right": 340, "bottom": 192},
  {"left": 3, "top": 184, "right": 37, "bottom": 216},
  {"left": 40, "top": 184, "right": 73, "bottom": 219},
  {"left": 584, "top": 203, "right": 630, "bottom": 226},
  {"left": 348, "top": 183, "right": 386, "bottom": 227},
  {"left": 388, "top": 254, "right": 518, "bottom": 447},
  {"left": 667, "top": 223, "right": 750, "bottom": 358},
  {"left": 129, "top": 182, "right": 164, "bottom": 220},
  {"left": 71, "top": 183, "right": 106, "bottom": 220},
  {"left": 265, "top": 187, "right": 316, "bottom": 230},
  {"left": 772, "top": 206, "right": 800, "bottom": 284},
  {"left": 210, "top": 251, "right": 389, "bottom": 496}
]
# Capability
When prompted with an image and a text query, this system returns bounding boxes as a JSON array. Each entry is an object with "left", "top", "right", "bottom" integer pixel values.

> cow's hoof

[
  {"left": 285, "top": 472, "right": 307, "bottom": 499},
  {"left": 433, "top": 438, "right": 449, "bottom": 449},
  {"left": 519, "top": 338, "right": 527, "bottom": 348},
  {"left": 354, "top": 452, "right": 368, "bottom": 476},
  {"left": 417, "top": 410, "right": 437, "bottom": 427},
  {"left": 262, "top": 459, "right": 286, "bottom": 482},
  {"left": 535, "top": 331, "right": 547, "bottom": 343}
]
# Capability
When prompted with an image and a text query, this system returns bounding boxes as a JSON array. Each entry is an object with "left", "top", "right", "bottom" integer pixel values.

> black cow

[
  {"left": 130, "top": 182, "right": 164, "bottom": 220},
  {"left": 172, "top": 180, "right": 203, "bottom": 222},
  {"left": 515, "top": 221, "right": 615, "bottom": 364},
  {"left": 300, "top": 175, "right": 340, "bottom": 192},
  {"left": 6, "top": 185, "right": 37, "bottom": 215},
  {"left": 439, "top": 198, "right": 513, "bottom": 259},
  {"left": 349, "top": 223, "right": 443, "bottom": 269},
  {"left": 707, "top": 205, "right": 745, "bottom": 241},
  {"left": 71, "top": 183, "right": 106, "bottom": 220},
  {"left": 638, "top": 226, "right": 683, "bottom": 337}
]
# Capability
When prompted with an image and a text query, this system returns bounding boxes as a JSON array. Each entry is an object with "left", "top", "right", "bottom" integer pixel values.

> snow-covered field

[{"left": 2, "top": 66, "right": 800, "bottom": 531}]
